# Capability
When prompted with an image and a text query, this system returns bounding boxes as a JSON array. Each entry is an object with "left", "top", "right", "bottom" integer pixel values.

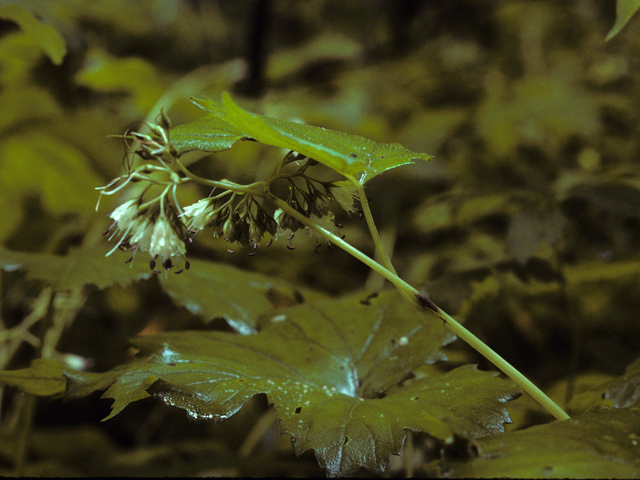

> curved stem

[
  {"left": 174, "top": 158, "right": 264, "bottom": 196},
  {"left": 266, "top": 193, "right": 570, "bottom": 421}
]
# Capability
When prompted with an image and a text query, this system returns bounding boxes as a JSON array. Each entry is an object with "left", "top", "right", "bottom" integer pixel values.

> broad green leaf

[
  {"left": 0, "top": 4, "right": 66, "bottom": 65},
  {"left": 184, "top": 93, "right": 430, "bottom": 183},
  {"left": 0, "top": 244, "right": 152, "bottom": 291},
  {"left": 58, "top": 292, "right": 518, "bottom": 476},
  {"left": 444, "top": 407, "right": 640, "bottom": 478},
  {"left": 606, "top": 0, "right": 640, "bottom": 41},
  {"left": 159, "top": 257, "right": 327, "bottom": 334},
  {"left": 170, "top": 114, "right": 249, "bottom": 154},
  {"left": 0, "top": 358, "right": 65, "bottom": 396}
]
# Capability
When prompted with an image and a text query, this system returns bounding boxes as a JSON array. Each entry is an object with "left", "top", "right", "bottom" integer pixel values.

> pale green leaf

[
  {"left": 0, "top": 133, "right": 104, "bottom": 220},
  {"left": 170, "top": 114, "right": 249, "bottom": 154},
  {"left": 75, "top": 49, "right": 164, "bottom": 113},
  {"left": 182, "top": 93, "right": 430, "bottom": 183},
  {"left": 0, "top": 244, "right": 152, "bottom": 291},
  {"left": 59, "top": 292, "right": 518, "bottom": 476},
  {"left": 606, "top": 0, "right": 640, "bottom": 41},
  {"left": 444, "top": 407, "right": 640, "bottom": 478},
  {"left": 0, "top": 4, "right": 66, "bottom": 64}
]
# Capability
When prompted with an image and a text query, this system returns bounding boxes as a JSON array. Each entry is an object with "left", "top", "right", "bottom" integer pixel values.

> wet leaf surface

[{"left": 37, "top": 292, "right": 521, "bottom": 476}]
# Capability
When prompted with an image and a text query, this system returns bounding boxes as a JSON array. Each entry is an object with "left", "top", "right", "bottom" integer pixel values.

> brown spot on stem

[{"left": 416, "top": 293, "right": 439, "bottom": 313}]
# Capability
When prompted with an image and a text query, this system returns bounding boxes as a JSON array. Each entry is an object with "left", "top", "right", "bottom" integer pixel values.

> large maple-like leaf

[
  {"left": 0, "top": 292, "right": 519, "bottom": 476},
  {"left": 51, "top": 291, "right": 517, "bottom": 476}
]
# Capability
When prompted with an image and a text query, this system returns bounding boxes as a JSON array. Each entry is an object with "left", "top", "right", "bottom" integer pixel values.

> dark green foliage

[
  {"left": 444, "top": 407, "right": 640, "bottom": 478},
  {"left": 1, "top": 0, "right": 640, "bottom": 477}
]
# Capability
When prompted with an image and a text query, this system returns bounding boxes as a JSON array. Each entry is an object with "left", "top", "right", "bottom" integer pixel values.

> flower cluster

[
  {"left": 100, "top": 122, "right": 361, "bottom": 270},
  {"left": 104, "top": 198, "right": 189, "bottom": 273}
]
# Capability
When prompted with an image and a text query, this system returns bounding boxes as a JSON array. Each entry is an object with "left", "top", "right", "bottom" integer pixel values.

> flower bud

[
  {"left": 223, "top": 216, "right": 235, "bottom": 240},
  {"left": 249, "top": 221, "right": 263, "bottom": 244}
]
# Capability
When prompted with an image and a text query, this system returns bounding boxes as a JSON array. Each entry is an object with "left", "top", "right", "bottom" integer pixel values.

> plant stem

[
  {"left": 14, "top": 394, "right": 36, "bottom": 475},
  {"left": 353, "top": 180, "right": 397, "bottom": 274},
  {"left": 266, "top": 193, "right": 570, "bottom": 421}
]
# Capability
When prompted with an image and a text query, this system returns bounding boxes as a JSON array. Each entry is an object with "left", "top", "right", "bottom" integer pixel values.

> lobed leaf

[
  {"left": 0, "top": 244, "right": 152, "bottom": 291},
  {"left": 54, "top": 291, "right": 517, "bottom": 476},
  {"left": 443, "top": 407, "right": 640, "bottom": 478},
  {"left": 176, "top": 93, "right": 430, "bottom": 183},
  {"left": 159, "top": 257, "right": 327, "bottom": 334},
  {"left": 0, "top": 359, "right": 65, "bottom": 397}
]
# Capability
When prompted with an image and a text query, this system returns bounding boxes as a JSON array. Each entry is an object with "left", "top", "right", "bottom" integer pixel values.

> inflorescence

[{"left": 97, "top": 111, "right": 360, "bottom": 273}]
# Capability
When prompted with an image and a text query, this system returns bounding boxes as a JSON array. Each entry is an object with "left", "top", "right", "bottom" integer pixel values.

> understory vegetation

[{"left": 1, "top": 0, "right": 640, "bottom": 477}]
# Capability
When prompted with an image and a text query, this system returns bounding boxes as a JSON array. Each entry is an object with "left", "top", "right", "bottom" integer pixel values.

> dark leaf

[
  {"left": 159, "top": 257, "right": 326, "bottom": 334},
  {"left": 0, "top": 244, "right": 152, "bottom": 291},
  {"left": 444, "top": 407, "right": 640, "bottom": 478},
  {"left": 52, "top": 292, "right": 518, "bottom": 476}
]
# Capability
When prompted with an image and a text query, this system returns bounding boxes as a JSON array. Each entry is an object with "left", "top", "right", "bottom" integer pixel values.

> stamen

[{"left": 105, "top": 221, "right": 134, "bottom": 257}]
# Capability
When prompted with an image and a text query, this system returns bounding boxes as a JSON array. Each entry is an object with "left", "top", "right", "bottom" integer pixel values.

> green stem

[
  {"left": 353, "top": 180, "right": 397, "bottom": 275},
  {"left": 174, "top": 158, "right": 264, "bottom": 195},
  {"left": 266, "top": 193, "right": 570, "bottom": 421},
  {"left": 14, "top": 394, "right": 36, "bottom": 475}
]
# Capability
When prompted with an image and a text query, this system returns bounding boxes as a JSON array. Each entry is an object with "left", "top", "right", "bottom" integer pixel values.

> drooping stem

[{"left": 265, "top": 192, "right": 570, "bottom": 421}]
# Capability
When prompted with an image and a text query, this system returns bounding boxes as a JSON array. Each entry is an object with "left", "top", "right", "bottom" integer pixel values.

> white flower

[
  {"left": 331, "top": 181, "right": 359, "bottom": 214},
  {"left": 274, "top": 208, "right": 286, "bottom": 228},
  {"left": 129, "top": 217, "right": 153, "bottom": 252},
  {"left": 109, "top": 199, "right": 138, "bottom": 230},
  {"left": 181, "top": 198, "right": 214, "bottom": 232},
  {"left": 149, "top": 215, "right": 186, "bottom": 268}
]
